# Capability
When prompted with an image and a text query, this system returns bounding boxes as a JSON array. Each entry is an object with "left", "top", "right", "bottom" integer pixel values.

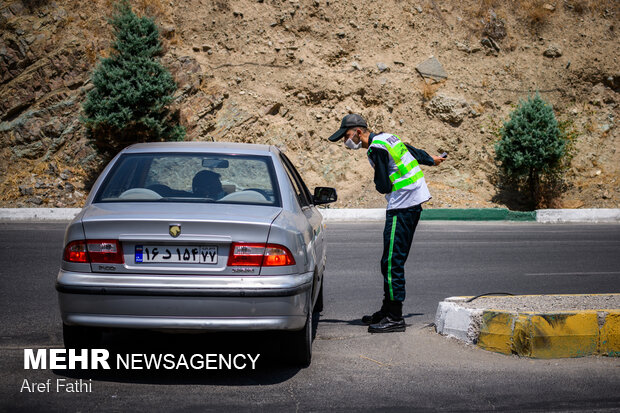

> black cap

[{"left": 328, "top": 114, "right": 368, "bottom": 142}]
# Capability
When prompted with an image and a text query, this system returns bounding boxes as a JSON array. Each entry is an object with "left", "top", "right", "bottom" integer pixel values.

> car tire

[
  {"left": 63, "top": 323, "right": 102, "bottom": 349},
  {"left": 313, "top": 280, "right": 324, "bottom": 313},
  {"left": 288, "top": 311, "right": 312, "bottom": 367}
]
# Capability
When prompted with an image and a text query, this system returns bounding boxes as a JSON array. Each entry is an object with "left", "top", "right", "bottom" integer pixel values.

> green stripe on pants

[{"left": 387, "top": 215, "right": 397, "bottom": 301}]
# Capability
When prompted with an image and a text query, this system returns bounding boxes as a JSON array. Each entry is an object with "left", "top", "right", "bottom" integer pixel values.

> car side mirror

[{"left": 313, "top": 187, "right": 337, "bottom": 205}]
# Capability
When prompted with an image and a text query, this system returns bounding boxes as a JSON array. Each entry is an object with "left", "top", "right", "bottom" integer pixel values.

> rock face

[
  {"left": 0, "top": 1, "right": 202, "bottom": 207},
  {"left": 0, "top": 2, "right": 100, "bottom": 207},
  {"left": 0, "top": 0, "right": 619, "bottom": 210},
  {"left": 425, "top": 94, "right": 472, "bottom": 126}
]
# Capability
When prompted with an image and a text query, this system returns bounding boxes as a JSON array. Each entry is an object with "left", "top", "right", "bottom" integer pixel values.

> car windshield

[{"left": 94, "top": 152, "right": 281, "bottom": 206}]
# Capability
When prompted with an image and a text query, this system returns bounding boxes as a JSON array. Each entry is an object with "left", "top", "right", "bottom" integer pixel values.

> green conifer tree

[
  {"left": 82, "top": 0, "right": 184, "bottom": 153},
  {"left": 495, "top": 92, "right": 567, "bottom": 208}
]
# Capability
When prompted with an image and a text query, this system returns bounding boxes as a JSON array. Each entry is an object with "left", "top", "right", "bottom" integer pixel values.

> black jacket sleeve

[
  {"left": 405, "top": 143, "right": 435, "bottom": 166},
  {"left": 367, "top": 147, "right": 393, "bottom": 194},
  {"left": 367, "top": 143, "right": 435, "bottom": 195}
]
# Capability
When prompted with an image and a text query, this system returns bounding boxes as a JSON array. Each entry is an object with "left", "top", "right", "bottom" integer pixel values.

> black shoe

[
  {"left": 368, "top": 316, "right": 406, "bottom": 333},
  {"left": 361, "top": 310, "right": 386, "bottom": 325}
]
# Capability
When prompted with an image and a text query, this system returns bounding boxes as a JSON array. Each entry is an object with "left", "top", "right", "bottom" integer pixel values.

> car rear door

[{"left": 278, "top": 153, "right": 325, "bottom": 282}]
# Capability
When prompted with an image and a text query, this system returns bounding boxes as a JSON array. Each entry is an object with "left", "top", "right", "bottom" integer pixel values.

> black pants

[{"left": 380, "top": 205, "right": 422, "bottom": 303}]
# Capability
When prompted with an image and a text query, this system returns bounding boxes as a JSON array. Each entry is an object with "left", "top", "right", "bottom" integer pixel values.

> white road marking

[{"left": 525, "top": 271, "right": 620, "bottom": 276}]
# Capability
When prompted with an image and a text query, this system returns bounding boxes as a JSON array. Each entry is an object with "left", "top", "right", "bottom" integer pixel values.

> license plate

[{"left": 135, "top": 245, "right": 218, "bottom": 264}]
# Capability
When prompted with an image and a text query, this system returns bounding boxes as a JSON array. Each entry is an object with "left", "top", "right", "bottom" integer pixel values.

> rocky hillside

[{"left": 1, "top": 0, "right": 618, "bottom": 209}]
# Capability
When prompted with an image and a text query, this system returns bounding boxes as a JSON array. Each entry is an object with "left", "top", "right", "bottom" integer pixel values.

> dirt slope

[{"left": 1, "top": 0, "right": 618, "bottom": 209}]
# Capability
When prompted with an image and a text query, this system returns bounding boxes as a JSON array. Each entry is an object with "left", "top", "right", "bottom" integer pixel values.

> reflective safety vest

[
  {"left": 368, "top": 133, "right": 432, "bottom": 210},
  {"left": 369, "top": 135, "right": 424, "bottom": 191}
]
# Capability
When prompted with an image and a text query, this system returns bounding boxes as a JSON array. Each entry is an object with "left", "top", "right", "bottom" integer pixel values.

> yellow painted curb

[
  {"left": 476, "top": 310, "right": 620, "bottom": 358},
  {"left": 527, "top": 313, "right": 599, "bottom": 358},
  {"left": 600, "top": 311, "right": 620, "bottom": 357},
  {"left": 477, "top": 311, "right": 514, "bottom": 355}
]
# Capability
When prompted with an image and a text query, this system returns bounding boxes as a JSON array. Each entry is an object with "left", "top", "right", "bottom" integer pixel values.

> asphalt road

[{"left": 1, "top": 221, "right": 619, "bottom": 412}]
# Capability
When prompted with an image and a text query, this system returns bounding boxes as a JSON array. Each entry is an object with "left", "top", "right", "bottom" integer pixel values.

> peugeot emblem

[{"left": 169, "top": 224, "right": 181, "bottom": 238}]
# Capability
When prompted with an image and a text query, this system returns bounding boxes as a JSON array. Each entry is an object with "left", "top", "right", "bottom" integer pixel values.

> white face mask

[{"left": 345, "top": 137, "right": 362, "bottom": 150}]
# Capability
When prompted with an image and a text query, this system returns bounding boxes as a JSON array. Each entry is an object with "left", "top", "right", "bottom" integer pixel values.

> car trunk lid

[{"left": 80, "top": 203, "right": 282, "bottom": 275}]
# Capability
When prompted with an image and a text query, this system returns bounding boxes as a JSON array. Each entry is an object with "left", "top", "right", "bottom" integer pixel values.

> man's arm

[
  {"left": 367, "top": 147, "right": 392, "bottom": 194},
  {"left": 368, "top": 144, "right": 446, "bottom": 194},
  {"left": 404, "top": 143, "right": 437, "bottom": 166}
]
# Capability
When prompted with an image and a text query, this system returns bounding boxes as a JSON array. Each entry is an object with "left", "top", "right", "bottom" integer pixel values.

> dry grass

[
  {"left": 133, "top": 0, "right": 173, "bottom": 23},
  {"left": 0, "top": 160, "right": 36, "bottom": 202},
  {"left": 83, "top": 40, "right": 103, "bottom": 64},
  {"left": 462, "top": 0, "right": 619, "bottom": 32},
  {"left": 567, "top": 0, "right": 619, "bottom": 15},
  {"left": 418, "top": 79, "right": 444, "bottom": 101},
  {"left": 69, "top": 0, "right": 177, "bottom": 63},
  {"left": 0, "top": 156, "right": 89, "bottom": 206},
  {"left": 518, "top": 0, "right": 554, "bottom": 25},
  {"left": 198, "top": 78, "right": 224, "bottom": 96},
  {"left": 467, "top": 0, "right": 503, "bottom": 19}
]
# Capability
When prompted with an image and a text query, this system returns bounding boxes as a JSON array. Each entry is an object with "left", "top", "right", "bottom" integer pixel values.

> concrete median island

[{"left": 435, "top": 294, "right": 620, "bottom": 358}]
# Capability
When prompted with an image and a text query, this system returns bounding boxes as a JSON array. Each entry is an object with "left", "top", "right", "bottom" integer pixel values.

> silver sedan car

[{"left": 57, "top": 142, "right": 337, "bottom": 366}]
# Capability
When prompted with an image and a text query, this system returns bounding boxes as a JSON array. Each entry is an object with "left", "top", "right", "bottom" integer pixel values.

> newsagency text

[{"left": 24, "top": 349, "right": 261, "bottom": 370}]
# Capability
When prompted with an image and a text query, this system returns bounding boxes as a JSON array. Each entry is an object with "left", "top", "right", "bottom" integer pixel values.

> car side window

[{"left": 280, "top": 153, "right": 312, "bottom": 208}]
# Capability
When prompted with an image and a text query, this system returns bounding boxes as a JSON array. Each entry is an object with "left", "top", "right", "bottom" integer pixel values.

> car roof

[{"left": 122, "top": 141, "right": 279, "bottom": 156}]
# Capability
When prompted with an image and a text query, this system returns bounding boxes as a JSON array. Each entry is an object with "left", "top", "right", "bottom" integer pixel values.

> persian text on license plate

[{"left": 135, "top": 245, "right": 218, "bottom": 264}]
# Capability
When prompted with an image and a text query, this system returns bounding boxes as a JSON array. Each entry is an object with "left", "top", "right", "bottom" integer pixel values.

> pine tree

[
  {"left": 82, "top": 0, "right": 184, "bottom": 154},
  {"left": 495, "top": 92, "right": 567, "bottom": 208}
]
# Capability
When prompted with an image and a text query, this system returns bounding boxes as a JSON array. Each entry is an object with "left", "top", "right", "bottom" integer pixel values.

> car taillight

[
  {"left": 63, "top": 240, "right": 124, "bottom": 264},
  {"left": 64, "top": 240, "right": 88, "bottom": 263},
  {"left": 228, "top": 243, "right": 295, "bottom": 267},
  {"left": 228, "top": 243, "right": 265, "bottom": 266},
  {"left": 263, "top": 245, "right": 295, "bottom": 266},
  {"left": 88, "top": 240, "right": 124, "bottom": 263}
]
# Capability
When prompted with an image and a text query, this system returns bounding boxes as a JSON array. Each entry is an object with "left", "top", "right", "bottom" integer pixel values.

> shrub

[
  {"left": 494, "top": 92, "right": 570, "bottom": 208},
  {"left": 82, "top": 0, "right": 184, "bottom": 155}
]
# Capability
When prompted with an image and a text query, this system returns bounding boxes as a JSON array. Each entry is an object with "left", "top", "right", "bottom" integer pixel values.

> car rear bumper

[{"left": 57, "top": 270, "right": 312, "bottom": 331}]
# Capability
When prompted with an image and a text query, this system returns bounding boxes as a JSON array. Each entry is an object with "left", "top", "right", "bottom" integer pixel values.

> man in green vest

[{"left": 328, "top": 114, "right": 446, "bottom": 333}]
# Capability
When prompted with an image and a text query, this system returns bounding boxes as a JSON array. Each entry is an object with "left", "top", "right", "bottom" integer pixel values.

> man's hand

[{"left": 432, "top": 155, "right": 446, "bottom": 165}]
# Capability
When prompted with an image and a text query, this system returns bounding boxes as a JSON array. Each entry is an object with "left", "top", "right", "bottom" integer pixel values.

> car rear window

[{"left": 94, "top": 153, "right": 281, "bottom": 206}]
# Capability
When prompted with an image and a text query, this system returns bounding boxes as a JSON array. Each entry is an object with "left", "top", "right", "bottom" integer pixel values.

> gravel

[{"left": 447, "top": 294, "right": 620, "bottom": 312}]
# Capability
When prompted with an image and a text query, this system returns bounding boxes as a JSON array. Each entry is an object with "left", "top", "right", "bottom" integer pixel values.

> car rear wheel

[
  {"left": 63, "top": 323, "right": 102, "bottom": 349},
  {"left": 313, "top": 280, "right": 324, "bottom": 313},
  {"left": 288, "top": 311, "right": 312, "bottom": 367}
]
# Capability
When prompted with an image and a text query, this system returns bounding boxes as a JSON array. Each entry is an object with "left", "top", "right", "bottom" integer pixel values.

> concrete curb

[
  {"left": 435, "top": 295, "right": 620, "bottom": 358},
  {"left": 1, "top": 208, "right": 619, "bottom": 223},
  {"left": 320, "top": 208, "right": 620, "bottom": 222},
  {"left": 536, "top": 208, "right": 620, "bottom": 223},
  {"left": 0, "top": 208, "right": 81, "bottom": 222},
  {"left": 320, "top": 208, "right": 537, "bottom": 221}
]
